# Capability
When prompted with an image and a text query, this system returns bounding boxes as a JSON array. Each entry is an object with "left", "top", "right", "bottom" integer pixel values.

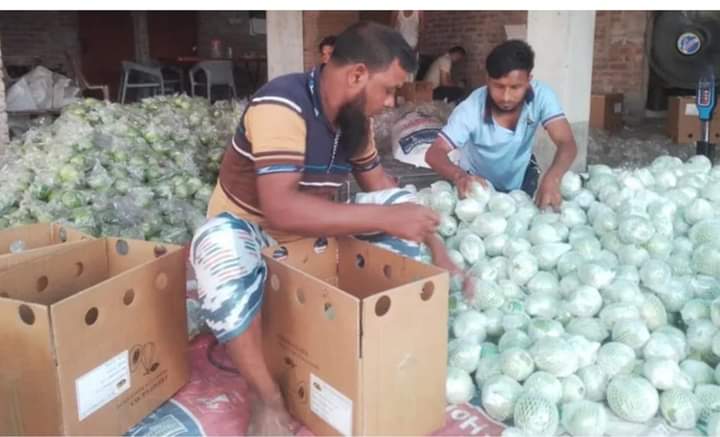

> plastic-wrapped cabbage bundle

[
  {"left": 481, "top": 374, "right": 523, "bottom": 421},
  {"left": 0, "top": 95, "right": 246, "bottom": 244},
  {"left": 606, "top": 375, "right": 659, "bottom": 423}
]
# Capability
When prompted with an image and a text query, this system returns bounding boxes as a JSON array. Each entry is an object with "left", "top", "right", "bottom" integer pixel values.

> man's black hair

[
  {"left": 318, "top": 35, "right": 336, "bottom": 53},
  {"left": 331, "top": 21, "right": 418, "bottom": 74},
  {"left": 449, "top": 46, "right": 467, "bottom": 57},
  {"left": 486, "top": 39, "right": 534, "bottom": 79}
]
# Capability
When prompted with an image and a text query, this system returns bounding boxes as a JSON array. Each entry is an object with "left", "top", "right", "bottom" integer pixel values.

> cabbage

[
  {"left": 577, "top": 262, "right": 615, "bottom": 289},
  {"left": 574, "top": 189, "right": 595, "bottom": 209},
  {"left": 430, "top": 188, "right": 457, "bottom": 214},
  {"left": 639, "top": 293, "right": 668, "bottom": 330},
  {"left": 523, "top": 371, "right": 562, "bottom": 404},
  {"left": 503, "top": 239, "right": 532, "bottom": 258},
  {"left": 606, "top": 375, "right": 659, "bottom": 423},
  {"left": 438, "top": 213, "right": 458, "bottom": 237},
  {"left": 530, "top": 337, "right": 579, "bottom": 377},
  {"left": 455, "top": 198, "right": 484, "bottom": 223},
  {"left": 502, "top": 313, "right": 531, "bottom": 332},
  {"left": 452, "top": 310, "right": 487, "bottom": 343},
  {"left": 567, "top": 335, "right": 600, "bottom": 368},
  {"left": 566, "top": 285, "right": 603, "bottom": 317},
  {"left": 687, "top": 320, "right": 717, "bottom": 353},
  {"left": 527, "top": 318, "right": 564, "bottom": 341},
  {"left": 513, "top": 392, "right": 559, "bottom": 435},
  {"left": 566, "top": 318, "right": 609, "bottom": 343},
  {"left": 475, "top": 355, "right": 503, "bottom": 386},
  {"left": 528, "top": 223, "right": 562, "bottom": 245},
  {"left": 569, "top": 225, "right": 597, "bottom": 244},
  {"left": 485, "top": 308, "right": 505, "bottom": 338},
  {"left": 709, "top": 413, "right": 720, "bottom": 437},
  {"left": 692, "top": 244, "right": 720, "bottom": 277},
  {"left": 684, "top": 198, "right": 714, "bottom": 224},
  {"left": 694, "top": 384, "right": 720, "bottom": 422},
  {"left": 472, "top": 212, "right": 508, "bottom": 237},
  {"left": 473, "top": 280, "right": 505, "bottom": 310},
  {"left": 560, "top": 273, "right": 582, "bottom": 297},
  {"left": 612, "top": 319, "right": 650, "bottom": 350},
  {"left": 681, "top": 299, "right": 711, "bottom": 325},
  {"left": 561, "top": 375, "right": 587, "bottom": 403},
  {"left": 459, "top": 233, "right": 485, "bottom": 264},
  {"left": 680, "top": 359, "right": 715, "bottom": 386},
  {"left": 646, "top": 234, "right": 673, "bottom": 260},
  {"left": 560, "top": 171, "right": 582, "bottom": 198},
  {"left": 499, "top": 329, "right": 532, "bottom": 352},
  {"left": 561, "top": 400, "right": 607, "bottom": 437},
  {"left": 618, "top": 215, "right": 655, "bottom": 245},
  {"left": 640, "top": 259, "right": 672, "bottom": 291},
  {"left": 526, "top": 271, "right": 559, "bottom": 296},
  {"left": 524, "top": 292, "right": 559, "bottom": 319},
  {"left": 599, "top": 303, "right": 640, "bottom": 329},
  {"left": 448, "top": 250, "right": 466, "bottom": 270},
  {"left": 468, "top": 181, "right": 492, "bottom": 206},
  {"left": 659, "top": 388, "right": 700, "bottom": 429},
  {"left": 560, "top": 203, "right": 587, "bottom": 227},
  {"left": 481, "top": 374, "right": 523, "bottom": 421},
  {"left": 602, "top": 279, "right": 642, "bottom": 305},
  {"left": 498, "top": 280, "right": 523, "bottom": 300},
  {"left": 597, "top": 342, "right": 635, "bottom": 377},
  {"left": 485, "top": 234, "right": 509, "bottom": 257},
  {"left": 556, "top": 251, "right": 584, "bottom": 277},
  {"left": 531, "top": 243, "right": 571, "bottom": 271},
  {"left": 488, "top": 193, "right": 517, "bottom": 218},
  {"left": 618, "top": 244, "right": 650, "bottom": 267},
  {"left": 577, "top": 365, "right": 608, "bottom": 402},
  {"left": 592, "top": 210, "right": 618, "bottom": 236},
  {"left": 643, "top": 358, "right": 690, "bottom": 390},
  {"left": 446, "top": 366, "right": 476, "bottom": 404},
  {"left": 689, "top": 219, "right": 720, "bottom": 246},
  {"left": 500, "top": 348, "right": 535, "bottom": 382},
  {"left": 448, "top": 338, "right": 482, "bottom": 373}
]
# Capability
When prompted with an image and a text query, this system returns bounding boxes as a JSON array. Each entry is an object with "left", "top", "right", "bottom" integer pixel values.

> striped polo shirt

[{"left": 208, "top": 66, "right": 380, "bottom": 243}]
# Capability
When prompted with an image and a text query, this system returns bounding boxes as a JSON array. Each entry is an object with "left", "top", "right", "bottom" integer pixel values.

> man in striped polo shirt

[
  {"left": 426, "top": 40, "right": 578, "bottom": 209},
  {"left": 190, "top": 22, "right": 459, "bottom": 435}
]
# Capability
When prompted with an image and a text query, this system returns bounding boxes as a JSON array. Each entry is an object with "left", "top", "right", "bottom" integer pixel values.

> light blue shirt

[{"left": 439, "top": 80, "right": 565, "bottom": 192}]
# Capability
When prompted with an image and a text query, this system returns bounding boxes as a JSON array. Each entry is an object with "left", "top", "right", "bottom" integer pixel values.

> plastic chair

[
  {"left": 65, "top": 51, "right": 110, "bottom": 101},
  {"left": 118, "top": 61, "right": 165, "bottom": 103},
  {"left": 189, "top": 60, "right": 237, "bottom": 101},
  {"left": 148, "top": 59, "right": 184, "bottom": 94}
]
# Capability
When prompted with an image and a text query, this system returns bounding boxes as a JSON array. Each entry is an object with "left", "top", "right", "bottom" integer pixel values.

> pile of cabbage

[
  {"left": 0, "top": 95, "right": 245, "bottom": 244},
  {"left": 422, "top": 155, "right": 720, "bottom": 436}
]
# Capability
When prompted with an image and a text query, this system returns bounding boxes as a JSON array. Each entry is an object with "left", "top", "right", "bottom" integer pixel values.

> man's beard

[{"left": 336, "top": 90, "right": 369, "bottom": 158}]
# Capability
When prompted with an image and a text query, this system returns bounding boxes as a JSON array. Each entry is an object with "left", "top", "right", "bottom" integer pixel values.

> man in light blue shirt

[{"left": 426, "top": 40, "right": 577, "bottom": 209}]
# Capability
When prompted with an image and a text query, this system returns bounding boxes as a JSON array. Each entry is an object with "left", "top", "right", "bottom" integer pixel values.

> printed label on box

[
  {"left": 76, "top": 350, "right": 131, "bottom": 421},
  {"left": 685, "top": 103, "right": 699, "bottom": 116},
  {"left": 310, "top": 373, "right": 353, "bottom": 436}
]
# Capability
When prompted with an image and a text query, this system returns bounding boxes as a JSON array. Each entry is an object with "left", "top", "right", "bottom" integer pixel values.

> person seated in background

[
  {"left": 425, "top": 46, "right": 467, "bottom": 104},
  {"left": 318, "top": 35, "right": 336, "bottom": 65}
]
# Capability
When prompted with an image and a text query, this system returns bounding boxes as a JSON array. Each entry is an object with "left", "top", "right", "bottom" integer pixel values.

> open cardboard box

[
  {"left": 0, "top": 238, "right": 189, "bottom": 435},
  {"left": 0, "top": 223, "right": 93, "bottom": 273},
  {"left": 262, "top": 237, "right": 449, "bottom": 436}
]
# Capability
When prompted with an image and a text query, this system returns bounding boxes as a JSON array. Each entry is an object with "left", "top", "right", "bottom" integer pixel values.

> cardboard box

[
  {"left": 396, "top": 81, "right": 434, "bottom": 105},
  {"left": 261, "top": 237, "right": 449, "bottom": 436},
  {"left": 0, "top": 223, "right": 93, "bottom": 273},
  {"left": 0, "top": 238, "right": 189, "bottom": 435},
  {"left": 667, "top": 96, "right": 720, "bottom": 144},
  {"left": 590, "top": 93, "right": 624, "bottom": 131}
]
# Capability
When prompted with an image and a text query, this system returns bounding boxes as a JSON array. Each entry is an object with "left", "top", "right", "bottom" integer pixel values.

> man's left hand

[{"left": 535, "top": 174, "right": 562, "bottom": 210}]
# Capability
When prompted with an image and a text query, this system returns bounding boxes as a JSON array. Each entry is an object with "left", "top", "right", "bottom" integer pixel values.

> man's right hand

[
  {"left": 383, "top": 203, "right": 440, "bottom": 242},
  {"left": 453, "top": 173, "right": 489, "bottom": 199}
]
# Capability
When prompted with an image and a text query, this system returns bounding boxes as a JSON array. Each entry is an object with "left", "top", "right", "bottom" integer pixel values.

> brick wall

[
  {"left": 592, "top": 11, "right": 651, "bottom": 118},
  {"left": 197, "top": 12, "right": 266, "bottom": 58},
  {"left": 419, "top": 11, "right": 528, "bottom": 87},
  {"left": 303, "top": 11, "right": 359, "bottom": 70},
  {"left": 0, "top": 40, "right": 8, "bottom": 146},
  {"left": 0, "top": 12, "right": 79, "bottom": 75}
]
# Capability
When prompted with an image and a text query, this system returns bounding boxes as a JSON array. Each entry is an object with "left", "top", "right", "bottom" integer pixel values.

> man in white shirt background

[
  {"left": 425, "top": 46, "right": 467, "bottom": 104},
  {"left": 392, "top": 10, "right": 424, "bottom": 81}
]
